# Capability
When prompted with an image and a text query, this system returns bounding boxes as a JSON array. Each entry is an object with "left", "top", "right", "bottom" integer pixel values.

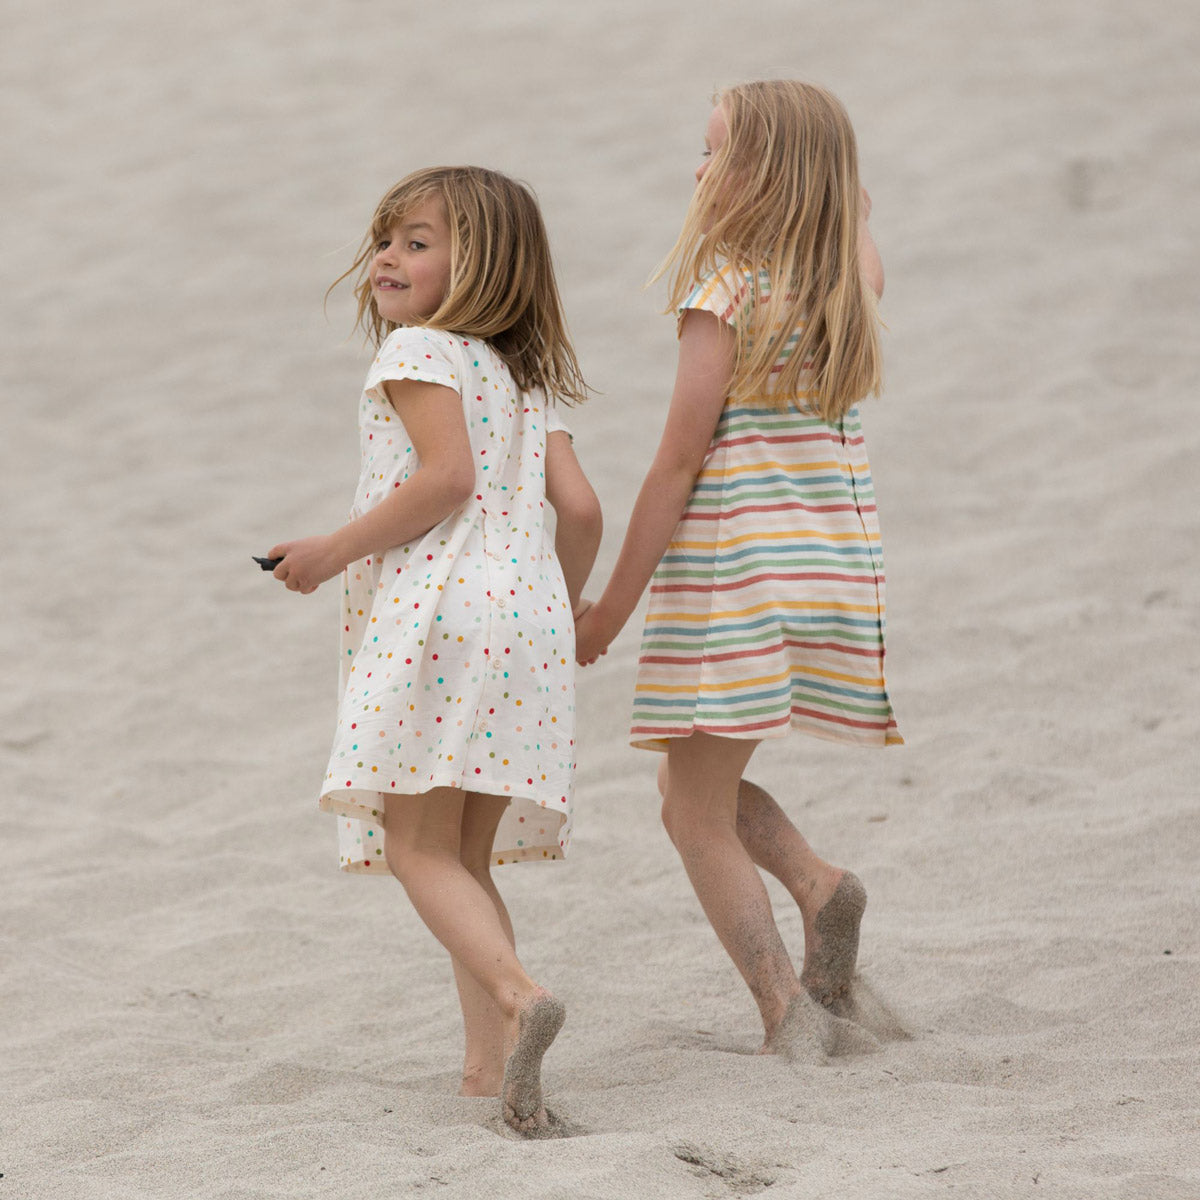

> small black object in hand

[{"left": 253, "top": 555, "right": 283, "bottom": 571}]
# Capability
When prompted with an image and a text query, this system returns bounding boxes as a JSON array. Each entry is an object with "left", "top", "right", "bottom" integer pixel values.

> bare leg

[
  {"left": 452, "top": 793, "right": 516, "bottom": 1097},
  {"left": 735, "top": 779, "right": 866, "bottom": 1016},
  {"left": 383, "top": 790, "right": 563, "bottom": 1132},
  {"left": 659, "top": 733, "right": 804, "bottom": 1049}
]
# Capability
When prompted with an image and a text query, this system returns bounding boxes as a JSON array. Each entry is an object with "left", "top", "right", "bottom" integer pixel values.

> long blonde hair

[
  {"left": 658, "top": 81, "right": 881, "bottom": 421},
  {"left": 331, "top": 166, "right": 588, "bottom": 405}
]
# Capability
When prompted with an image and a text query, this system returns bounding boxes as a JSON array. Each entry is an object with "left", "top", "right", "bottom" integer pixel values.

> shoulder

[
  {"left": 366, "top": 326, "right": 464, "bottom": 397},
  {"left": 378, "top": 325, "right": 462, "bottom": 363},
  {"left": 679, "top": 261, "right": 756, "bottom": 329}
]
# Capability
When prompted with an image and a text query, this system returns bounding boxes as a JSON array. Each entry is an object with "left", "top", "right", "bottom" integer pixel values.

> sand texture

[{"left": 3, "top": 0, "right": 1199, "bottom": 1196}]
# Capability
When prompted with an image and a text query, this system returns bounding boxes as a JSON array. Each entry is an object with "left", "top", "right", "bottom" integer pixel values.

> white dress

[{"left": 318, "top": 327, "right": 576, "bottom": 873}]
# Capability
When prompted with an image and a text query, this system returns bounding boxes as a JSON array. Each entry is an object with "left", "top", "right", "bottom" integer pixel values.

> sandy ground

[{"left": 3, "top": 0, "right": 1199, "bottom": 1196}]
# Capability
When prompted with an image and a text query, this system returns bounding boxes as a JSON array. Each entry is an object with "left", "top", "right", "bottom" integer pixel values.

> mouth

[{"left": 374, "top": 275, "right": 407, "bottom": 290}]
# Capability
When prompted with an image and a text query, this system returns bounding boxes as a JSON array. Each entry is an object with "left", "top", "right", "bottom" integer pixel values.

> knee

[
  {"left": 657, "top": 760, "right": 683, "bottom": 842},
  {"left": 463, "top": 859, "right": 494, "bottom": 892},
  {"left": 384, "top": 825, "right": 437, "bottom": 888},
  {"left": 660, "top": 788, "right": 689, "bottom": 850},
  {"left": 384, "top": 833, "right": 416, "bottom": 886}
]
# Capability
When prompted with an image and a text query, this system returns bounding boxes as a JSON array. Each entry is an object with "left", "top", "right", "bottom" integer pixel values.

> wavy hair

[
  {"left": 657, "top": 80, "right": 881, "bottom": 421},
  {"left": 331, "top": 166, "right": 588, "bottom": 405}
]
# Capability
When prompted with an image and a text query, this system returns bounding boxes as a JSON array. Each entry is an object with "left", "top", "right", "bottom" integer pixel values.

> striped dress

[{"left": 630, "top": 263, "right": 902, "bottom": 751}]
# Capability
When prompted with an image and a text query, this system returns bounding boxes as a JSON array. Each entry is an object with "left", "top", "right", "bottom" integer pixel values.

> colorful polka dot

[{"left": 318, "top": 327, "right": 576, "bottom": 874}]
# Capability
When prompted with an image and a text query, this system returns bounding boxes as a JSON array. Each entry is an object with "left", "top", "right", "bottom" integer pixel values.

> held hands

[
  {"left": 266, "top": 535, "right": 344, "bottom": 595},
  {"left": 573, "top": 599, "right": 614, "bottom": 666}
]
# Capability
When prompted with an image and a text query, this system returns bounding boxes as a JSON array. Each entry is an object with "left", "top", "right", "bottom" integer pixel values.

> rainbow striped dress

[{"left": 630, "top": 264, "right": 902, "bottom": 751}]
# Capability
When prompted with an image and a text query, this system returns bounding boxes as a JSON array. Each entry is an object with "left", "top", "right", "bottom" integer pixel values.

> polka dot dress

[{"left": 319, "top": 327, "right": 576, "bottom": 873}]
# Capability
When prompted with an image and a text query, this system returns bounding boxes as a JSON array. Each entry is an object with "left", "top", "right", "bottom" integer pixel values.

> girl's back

[
  {"left": 266, "top": 164, "right": 599, "bottom": 1136},
  {"left": 329, "top": 325, "right": 576, "bottom": 871},
  {"left": 631, "top": 260, "right": 900, "bottom": 750}
]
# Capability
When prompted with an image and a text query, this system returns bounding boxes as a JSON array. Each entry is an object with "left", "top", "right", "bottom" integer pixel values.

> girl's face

[
  {"left": 695, "top": 104, "right": 730, "bottom": 228},
  {"left": 369, "top": 197, "right": 453, "bottom": 325},
  {"left": 696, "top": 104, "right": 729, "bottom": 184}
]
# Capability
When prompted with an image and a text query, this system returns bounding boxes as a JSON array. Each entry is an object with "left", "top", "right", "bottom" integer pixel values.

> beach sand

[{"left": 3, "top": 0, "right": 1199, "bottom": 1196}]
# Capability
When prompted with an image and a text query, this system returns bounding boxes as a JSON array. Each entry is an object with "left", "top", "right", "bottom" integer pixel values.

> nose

[{"left": 695, "top": 160, "right": 708, "bottom": 185}]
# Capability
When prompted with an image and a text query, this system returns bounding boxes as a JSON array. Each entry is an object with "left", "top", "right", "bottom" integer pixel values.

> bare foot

[
  {"left": 764, "top": 991, "right": 826, "bottom": 1061},
  {"left": 767, "top": 989, "right": 881, "bottom": 1060},
  {"left": 501, "top": 989, "right": 565, "bottom": 1137},
  {"left": 801, "top": 871, "right": 866, "bottom": 1017}
]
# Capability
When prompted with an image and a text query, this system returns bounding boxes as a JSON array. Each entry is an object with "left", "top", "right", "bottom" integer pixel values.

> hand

[
  {"left": 573, "top": 600, "right": 612, "bottom": 666},
  {"left": 857, "top": 185, "right": 884, "bottom": 299},
  {"left": 267, "top": 535, "right": 344, "bottom": 594}
]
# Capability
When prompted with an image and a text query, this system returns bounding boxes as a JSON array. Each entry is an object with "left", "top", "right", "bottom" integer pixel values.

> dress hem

[{"left": 630, "top": 714, "right": 903, "bottom": 752}]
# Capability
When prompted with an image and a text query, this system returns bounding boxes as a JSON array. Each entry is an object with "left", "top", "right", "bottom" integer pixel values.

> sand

[{"left": 3, "top": 0, "right": 1199, "bottom": 1196}]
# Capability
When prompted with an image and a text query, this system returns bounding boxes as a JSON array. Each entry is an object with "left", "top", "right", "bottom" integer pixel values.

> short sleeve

[
  {"left": 679, "top": 262, "right": 755, "bottom": 332},
  {"left": 364, "top": 327, "right": 461, "bottom": 403},
  {"left": 545, "top": 400, "right": 572, "bottom": 440}
]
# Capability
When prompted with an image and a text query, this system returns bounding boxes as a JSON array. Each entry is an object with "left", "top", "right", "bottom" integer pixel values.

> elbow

[
  {"left": 578, "top": 491, "right": 604, "bottom": 544},
  {"left": 441, "top": 452, "right": 477, "bottom": 510},
  {"left": 447, "top": 467, "right": 476, "bottom": 510},
  {"left": 561, "top": 489, "right": 604, "bottom": 547},
  {"left": 581, "top": 507, "right": 604, "bottom": 558}
]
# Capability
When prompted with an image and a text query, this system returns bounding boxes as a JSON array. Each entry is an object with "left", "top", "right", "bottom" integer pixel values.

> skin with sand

[
  {"left": 574, "top": 84, "right": 907, "bottom": 1061},
  {"left": 733, "top": 778, "right": 909, "bottom": 1056},
  {"left": 267, "top": 168, "right": 599, "bottom": 1137},
  {"left": 501, "top": 989, "right": 567, "bottom": 1136}
]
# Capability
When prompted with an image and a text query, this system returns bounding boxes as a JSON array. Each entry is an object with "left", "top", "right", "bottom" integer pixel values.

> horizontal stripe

[
  {"left": 640, "top": 639, "right": 884, "bottom": 666},
  {"left": 636, "top": 661, "right": 888, "bottom": 693},
  {"left": 660, "top": 547, "right": 880, "bottom": 567},
  {"left": 651, "top": 573, "right": 883, "bottom": 596},
  {"left": 633, "top": 705, "right": 899, "bottom": 737},
  {"left": 668, "top": 529, "right": 881, "bottom": 548},
  {"left": 634, "top": 262, "right": 899, "bottom": 751},
  {"left": 682, "top": 501, "right": 878, "bottom": 521},
  {"left": 698, "top": 458, "right": 853, "bottom": 479},
  {"left": 645, "top": 599, "right": 883, "bottom": 621}
]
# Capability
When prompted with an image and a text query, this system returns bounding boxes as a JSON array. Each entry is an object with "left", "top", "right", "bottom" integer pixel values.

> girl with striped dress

[{"left": 575, "top": 81, "right": 901, "bottom": 1055}]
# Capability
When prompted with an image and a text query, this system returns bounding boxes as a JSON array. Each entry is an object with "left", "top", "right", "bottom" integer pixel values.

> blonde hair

[
  {"left": 332, "top": 166, "right": 588, "bottom": 405},
  {"left": 658, "top": 80, "right": 881, "bottom": 422}
]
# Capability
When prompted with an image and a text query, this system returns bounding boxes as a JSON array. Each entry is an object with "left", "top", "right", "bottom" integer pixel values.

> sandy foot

[
  {"left": 501, "top": 989, "right": 566, "bottom": 1137},
  {"left": 801, "top": 871, "right": 867, "bottom": 1017},
  {"left": 831, "top": 974, "right": 912, "bottom": 1043},
  {"left": 768, "top": 990, "right": 880, "bottom": 1060}
]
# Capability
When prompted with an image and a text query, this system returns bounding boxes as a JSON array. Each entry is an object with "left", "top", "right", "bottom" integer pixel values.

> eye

[
  {"left": 375, "top": 237, "right": 391, "bottom": 252},
  {"left": 407, "top": 240, "right": 427, "bottom": 252}
]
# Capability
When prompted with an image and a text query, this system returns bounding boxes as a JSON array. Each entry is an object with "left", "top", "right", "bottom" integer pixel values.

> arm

[
  {"left": 270, "top": 379, "right": 474, "bottom": 594},
  {"left": 858, "top": 186, "right": 884, "bottom": 299},
  {"left": 545, "top": 428, "right": 602, "bottom": 612},
  {"left": 574, "top": 309, "right": 735, "bottom": 663}
]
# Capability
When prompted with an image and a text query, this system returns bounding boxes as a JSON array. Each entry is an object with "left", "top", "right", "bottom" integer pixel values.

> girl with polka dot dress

[{"left": 268, "top": 167, "right": 601, "bottom": 1136}]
